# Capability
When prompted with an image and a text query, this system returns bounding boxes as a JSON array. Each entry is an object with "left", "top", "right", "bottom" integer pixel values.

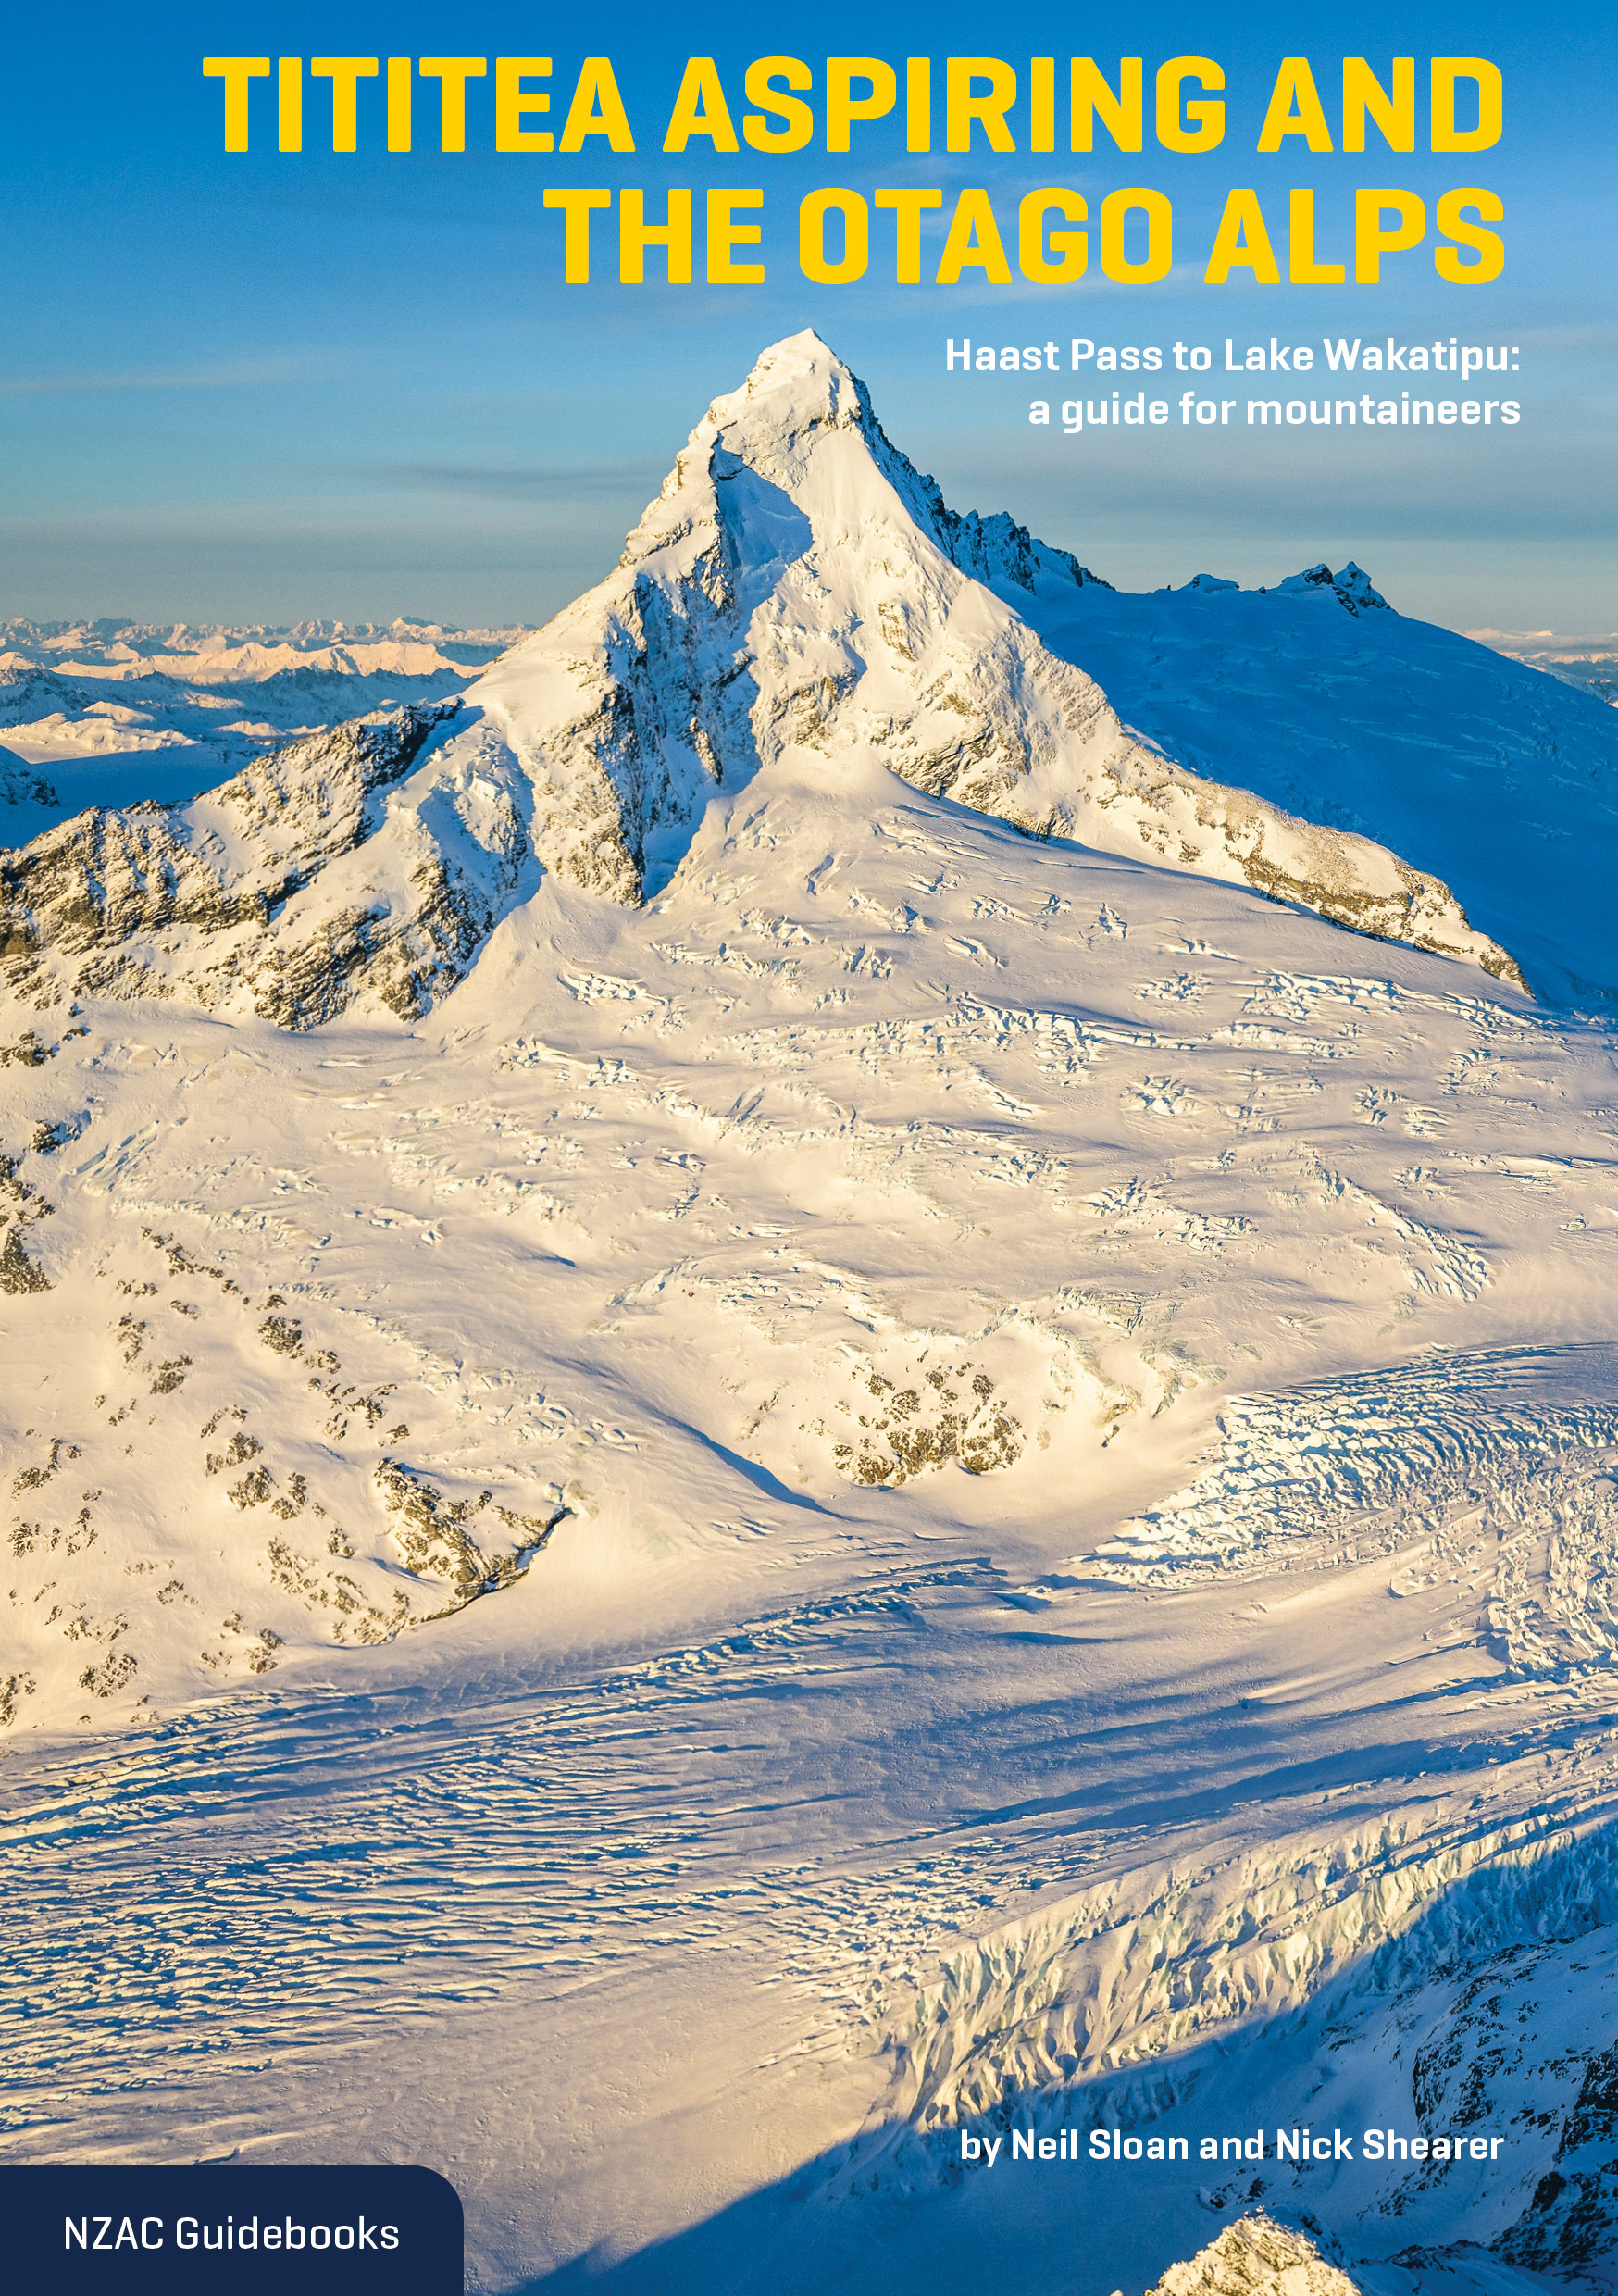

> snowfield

[{"left": 4, "top": 333, "right": 1618, "bottom": 2296}]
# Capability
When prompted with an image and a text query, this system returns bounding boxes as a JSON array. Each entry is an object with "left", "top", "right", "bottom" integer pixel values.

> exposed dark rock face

[
  {"left": 373, "top": 1458, "right": 566, "bottom": 1610},
  {"left": 0, "top": 745, "right": 59, "bottom": 815},
  {"left": 1497, "top": 2042, "right": 1618, "bottom": 2275},
  {"left": 0, "top": 1149, "right": 53, "bottom": 1291},
  {"left": 0, "top": 1226, "right": 50, "bottom": 1293}
]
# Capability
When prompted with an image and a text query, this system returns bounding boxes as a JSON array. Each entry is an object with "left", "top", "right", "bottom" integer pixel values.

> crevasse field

[{"left": 5, "top": 334, "right": 1618, "bottom": 2296}]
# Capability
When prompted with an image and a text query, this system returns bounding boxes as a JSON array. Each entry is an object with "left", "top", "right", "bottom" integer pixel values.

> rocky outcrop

[
  {"left": 1273, "top": 561, "right": 1391, "bottom": 615},
  {"left": 0, "top": 744, "right": 57, "bottom": 815},
  {"left": 1496, "top": 2042, "right": 1618, "bottom": 2277},
  {"left": 0, "top": 701, "right": 515, "bottom": 1022},
  {"left": 1148, "top": 2215, "right": 1362, "bottom": 2296},
  {"left": 374, "top": 1458, "right": 566, "bottom": 1609},
  {"left": 0, "top": 1150, "right": 53, "bottom": 1292}
]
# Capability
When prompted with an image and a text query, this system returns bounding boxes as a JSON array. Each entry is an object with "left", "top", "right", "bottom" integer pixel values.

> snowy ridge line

[
  {"left": 1031, "top": 580, "right": 1618, "bottom": 1009},
  {"left": 3, "top": 332, "right": 1525, "bottom": 1018},
  {"left": 840, "top": 1745, "right": 1618, "bottom": 2165},
  {"left": 0, "top": 617, "right": 528, "bottom": 661},
  {"left": 0, "top": 697, "right": 515, "bottom": 1026},
  {"left": 476, "top": 331, "right": 1522, "bottom": 981}
]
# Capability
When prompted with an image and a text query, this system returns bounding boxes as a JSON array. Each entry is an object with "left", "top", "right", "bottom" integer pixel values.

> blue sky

[{"left": 2, "top": 0, "right": 1613, "bottom": 631}]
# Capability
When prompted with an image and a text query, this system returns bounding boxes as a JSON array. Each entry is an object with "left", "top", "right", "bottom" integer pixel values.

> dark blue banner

[{"left": 6, "top": 2166, "right": 463, "bottom": 2294}]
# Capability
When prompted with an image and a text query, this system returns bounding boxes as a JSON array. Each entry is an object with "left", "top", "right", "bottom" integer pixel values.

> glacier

[{"left": 3, "top": 332, "right": 1618, "bottom": 2296}]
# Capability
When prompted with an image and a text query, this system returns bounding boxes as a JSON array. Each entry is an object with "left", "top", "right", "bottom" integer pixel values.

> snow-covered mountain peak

[
  {"left": 608, "top": 330, "right": 883, "bottom": 570},
  {"left": 705, "top": 325, "right": 875, "bottom": 464},
  {"left": 2, "top": 337, "right": 1520, "bottom": 1019},
  {"left": 1179, "top": 561, "right": 1389, "bottom": 615},
  {"left": 619, "top": 327, "right": 1105, "bottom": 600},
  {"left": 1274, "top": 559, "right": 1391, "bottom": 614},
  {"left": 469, "top": 334, "right": 1514, "bottom": 976},
  {"left": 697, "top": 326, "right": 917, "bottom": 523}
]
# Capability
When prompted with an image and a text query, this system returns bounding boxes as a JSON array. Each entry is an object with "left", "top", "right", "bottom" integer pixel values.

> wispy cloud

[
  {"left": 355, "top": 461, "right": 663, "bottom": 498},
  {"left": 0, "top": 358, "right": 341, "bottom": 398}
]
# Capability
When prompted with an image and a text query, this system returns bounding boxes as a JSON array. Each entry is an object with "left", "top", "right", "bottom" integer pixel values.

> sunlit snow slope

[
  {"left": 4, "top": 333, "right": 1618, "bottom": 2296},
  {"left": 1003, "top": 573, "right": 1618, "bottom": 1009}
]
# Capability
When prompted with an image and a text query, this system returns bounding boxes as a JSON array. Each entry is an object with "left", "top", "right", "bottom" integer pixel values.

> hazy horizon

[{"left": 4, "top": 0, "right": 1613, "bottom": 632}]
